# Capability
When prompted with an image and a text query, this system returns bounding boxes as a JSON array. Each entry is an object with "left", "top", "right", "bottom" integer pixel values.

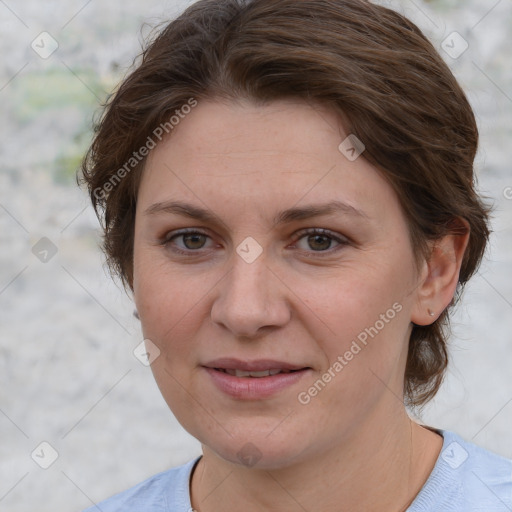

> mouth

[
  {"left": 203, "top": 357, "right": 310, "bottom": 375},
  {"left": 213, "top": 368, "right": 304, "bottom": 377},
  {"left": 202, "top": 358, "right": 312, "bottom": 399}
]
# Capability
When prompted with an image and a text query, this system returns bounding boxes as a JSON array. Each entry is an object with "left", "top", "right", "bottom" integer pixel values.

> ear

[{"left": 411, "top": 219, "right": 470, "bottom": 326}]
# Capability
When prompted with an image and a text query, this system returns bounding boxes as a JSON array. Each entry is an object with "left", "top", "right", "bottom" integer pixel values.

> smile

[
  {"left": 215, "top": 368, "right": 300, "bottom": 377},
  {"left": 203, "top": 360, "right": 312, "bottom": 399}
]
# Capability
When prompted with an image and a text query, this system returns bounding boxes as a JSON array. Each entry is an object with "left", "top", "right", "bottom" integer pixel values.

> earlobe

[{"left": 411, "top": 220, "right": 470, "bottom": 326}]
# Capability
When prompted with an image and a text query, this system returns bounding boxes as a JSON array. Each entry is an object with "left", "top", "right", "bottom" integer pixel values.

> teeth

[
  {"left": 221, "top": 368, "right": 292, "bottom": 378},
  {"left": 235, "top": 369, "right": 252, "bottom": 377},
  {"left": 246, "top": 370, "right": 270, "bottom": 377}
]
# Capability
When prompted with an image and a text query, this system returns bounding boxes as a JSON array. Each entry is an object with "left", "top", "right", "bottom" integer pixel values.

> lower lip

[{"left": 203, "top": 367, "right": 310, "bottom": 400}]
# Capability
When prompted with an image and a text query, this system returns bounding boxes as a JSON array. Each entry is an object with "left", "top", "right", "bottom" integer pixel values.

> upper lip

[{"left": 203, "top": 358, "right": 309, "bottom": 371}]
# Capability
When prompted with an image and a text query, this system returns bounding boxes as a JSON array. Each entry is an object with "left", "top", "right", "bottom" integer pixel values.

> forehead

[
  {"left": 138, "top": 99, "right": 398, "bottom": 222},
  {"left": 150, "top": 98, "right": 343, "bottom": 170}
]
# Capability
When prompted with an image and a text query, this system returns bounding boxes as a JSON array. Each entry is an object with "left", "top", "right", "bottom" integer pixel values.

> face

[{"left": 133, "top": 98, "right": 423, "bottom": 469}]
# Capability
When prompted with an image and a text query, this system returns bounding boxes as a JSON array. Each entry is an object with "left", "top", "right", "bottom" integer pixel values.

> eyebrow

[{"left": 144, "top": 199, "right": 369, "bottom": 226}]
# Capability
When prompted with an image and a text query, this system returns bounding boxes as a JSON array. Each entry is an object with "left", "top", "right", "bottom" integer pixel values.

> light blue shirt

[{"left": 83, "top": 429, "right": 512, "bottom": 511}]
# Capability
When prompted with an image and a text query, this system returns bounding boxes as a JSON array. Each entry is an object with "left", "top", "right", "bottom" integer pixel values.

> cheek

[
  {"left": 300, "top": 256, "right": 408, "bottom": 331},
  {"left": 299, "top": 257, "right": 413, "bottom": 383},
  {"left": 133, "top": 252, "right": 213, "bottom": 355},
  {"left": 134, "top": 248, "right": 178, "bottom": 336}
]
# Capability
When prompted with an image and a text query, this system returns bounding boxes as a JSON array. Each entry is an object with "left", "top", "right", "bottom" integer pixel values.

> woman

[{"left": 80, "top": 0, "right": 512, "bottom": 510}]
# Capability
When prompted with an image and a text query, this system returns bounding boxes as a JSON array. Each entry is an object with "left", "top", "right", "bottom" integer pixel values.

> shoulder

[
  {"left": 82, "top": 457, "right": 200, "bottom": 512},
  {"left": 447, "top": 430, "right": 512, "bottom": 504},
  {"left": 409, "top": 429, "right": 512, "bottom": 512}
]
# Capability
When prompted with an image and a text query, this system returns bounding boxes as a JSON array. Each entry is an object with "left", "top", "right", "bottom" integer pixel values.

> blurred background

[{"left": 0, "top": 0, "right": 511, "bottom": 510}]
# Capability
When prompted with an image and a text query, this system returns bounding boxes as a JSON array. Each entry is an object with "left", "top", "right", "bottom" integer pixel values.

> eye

[
  {"left": 162, "top": 229, "right": 215, "bottom": 254},
  {"left": 291, "top": 228, "right": 349, "bottom": 254},
  {"left": 161, "top": 227, "right": 349, "bottom": 256}
]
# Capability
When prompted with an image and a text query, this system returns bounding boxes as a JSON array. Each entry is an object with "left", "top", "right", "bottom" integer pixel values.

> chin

[{"left": 198, "top": 428, "right": 309, "bottom": 470}]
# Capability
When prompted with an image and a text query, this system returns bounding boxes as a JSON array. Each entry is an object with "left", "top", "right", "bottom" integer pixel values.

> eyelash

[{"left": 161, "top": 228, "right": 349, "bottom": 257}]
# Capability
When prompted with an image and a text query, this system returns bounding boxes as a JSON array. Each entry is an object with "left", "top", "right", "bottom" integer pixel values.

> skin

[{"left": 132, "top": 98, "right": 469, "bottom": 512}]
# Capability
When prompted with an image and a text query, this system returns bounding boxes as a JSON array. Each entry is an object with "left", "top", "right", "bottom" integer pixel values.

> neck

[{"left": 190, "top": 405, "right": 442, "bottom": 512}]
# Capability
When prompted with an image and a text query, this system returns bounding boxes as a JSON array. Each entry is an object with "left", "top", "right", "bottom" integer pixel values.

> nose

[{"left": 210, "top": 251, "right": 291, "bottom": 339}]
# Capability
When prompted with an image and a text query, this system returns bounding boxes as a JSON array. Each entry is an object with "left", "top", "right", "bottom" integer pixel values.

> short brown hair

[{"left": 80, "top": 0, "right": 491, "bottom": 408}]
